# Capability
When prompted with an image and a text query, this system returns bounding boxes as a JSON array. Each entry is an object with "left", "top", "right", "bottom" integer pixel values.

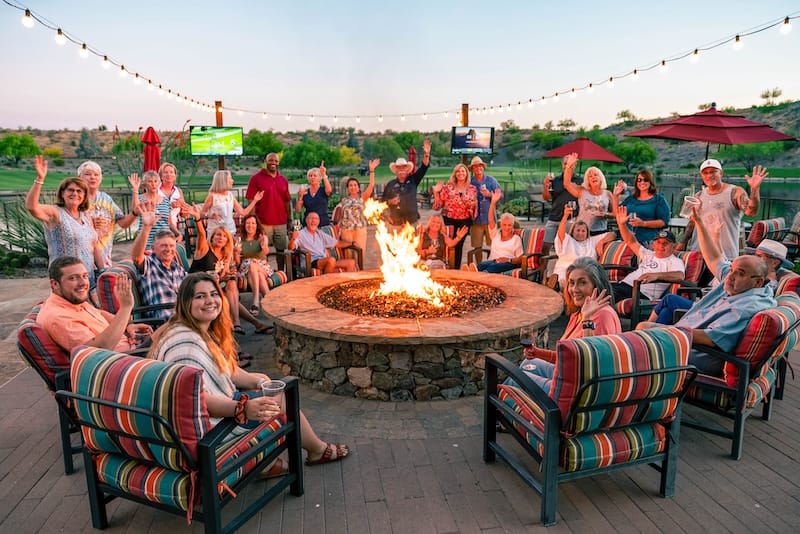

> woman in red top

[{"left": 432, "top": 163, "right": 478, "bottom": 267}]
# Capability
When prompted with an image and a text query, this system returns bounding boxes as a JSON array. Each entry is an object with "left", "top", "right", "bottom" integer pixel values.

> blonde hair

[
  {"left": 447, "top": 163, "right": 470, "bottom": 186},
  {"left": 581, "top": 166, "right": 607, "bottom": 190},
  {"left": 210, "top": 170, "right": 232, "bottom": 193},
  {"left": 208, "top": 226, "right": 234, "bottom": 262}
]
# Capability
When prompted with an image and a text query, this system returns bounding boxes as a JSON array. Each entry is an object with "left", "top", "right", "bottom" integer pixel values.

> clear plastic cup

[
  {"left": 679, "top": 196, "right": 701, "bottom": 218},
  {"left": 261, "top": 379, "right": 286, "bottom": 397}
]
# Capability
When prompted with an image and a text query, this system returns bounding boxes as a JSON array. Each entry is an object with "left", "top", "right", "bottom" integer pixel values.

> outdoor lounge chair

[
  {"left": 56, "top": 346, "right": 303, "bottom": 534},
  {"left": 483, "top": 327, "right": 696, "bottom": 526}
]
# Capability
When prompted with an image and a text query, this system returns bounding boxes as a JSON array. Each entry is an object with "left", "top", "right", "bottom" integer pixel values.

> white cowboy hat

[
  {"left": 389, "top": 158, "right": 414, "bottom": 174},
  {"left": 745, "top": 239, "right": 794, "bottom": 269}
]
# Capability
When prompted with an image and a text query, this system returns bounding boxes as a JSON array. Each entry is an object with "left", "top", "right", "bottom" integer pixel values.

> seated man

[
  {"left": 288, "top": 212, "right": 357, "bottom": 274},
  {"left": 611, "top": 206, "right": 685, "bottom": 302},
  {"left": 639, "top": 203, "right": 775, "bottom": 377},
  {"left": 37, "top": 256, "right": 152, "bottom": 352},
  {"left": 132, "top": 209, "right": 187, "bottom": 321}
]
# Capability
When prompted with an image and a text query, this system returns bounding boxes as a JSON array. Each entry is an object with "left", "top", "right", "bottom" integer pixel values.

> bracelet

[
  {"left": 33, "top": 180, "right": 44, "bottom": 185},
  {"left": 582, "top": 320, "right": 596, "bottom": 330},
  {"left": 233, "top": 394, "right": 249, "bottom": 424}
]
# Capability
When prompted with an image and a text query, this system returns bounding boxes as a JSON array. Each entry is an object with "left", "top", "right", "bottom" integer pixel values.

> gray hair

[
  {"left": 499, "top": 212, "right": 516, "bottom": 226},
  {"left": 77, "top": 160, "right": 101, "bottom": 176},
  {"left": 564, "top": 257, "right": 614, "bottom": 313}
]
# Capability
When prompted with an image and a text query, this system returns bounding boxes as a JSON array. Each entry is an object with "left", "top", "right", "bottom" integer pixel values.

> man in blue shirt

[{"left": 469, "top": 156, "right": 502, "bottom": 252}]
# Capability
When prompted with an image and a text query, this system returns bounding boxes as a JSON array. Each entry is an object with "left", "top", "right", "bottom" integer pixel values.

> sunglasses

[{"left": 635, "top": 178, "right": 650, "bottom": 183}]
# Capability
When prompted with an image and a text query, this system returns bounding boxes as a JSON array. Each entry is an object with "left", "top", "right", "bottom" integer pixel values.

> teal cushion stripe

[
  {"left": 216, "top": 415, "right": 286, "bottom": 491},
  {"left": 95, "top": 453, "right": 191, "bottom": 512},
  {"left": 560, "top": 423, "right": 666, "bottom": 472}
]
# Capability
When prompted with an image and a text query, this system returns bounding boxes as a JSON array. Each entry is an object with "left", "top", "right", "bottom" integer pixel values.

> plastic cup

[
  {"left": 261, "top": 379, "right": 286, "bottom": 397},
  {"left": 679, "top": 196, "right": 701, "bottom": 218}
]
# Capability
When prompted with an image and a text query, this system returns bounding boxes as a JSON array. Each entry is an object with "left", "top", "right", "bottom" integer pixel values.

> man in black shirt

[
  {"left": 382, "top": 139, "right": 431, "bottom": 227},
  {"left": 542, "top": 154, "right": 579, "bottom": 255}
]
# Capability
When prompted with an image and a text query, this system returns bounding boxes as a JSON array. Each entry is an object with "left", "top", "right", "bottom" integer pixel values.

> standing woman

[
  {"left": 611, "top": 169, "right": 670, "bottom": 246},
  {"left": 159, "top": 162, "right": 184, "bottom": 233},
  {"left": 26, "top": 155, "right": 103, "bottom": 286},
  {"left": 432, "top": 163, "right": 478, "bottom": 267},
  {"left": 150, "top": 273, "right": 349, "bottom": 465},
  {"left": 296, "top": 162, "right": 333, "bottom": 227},
  {"left": 130, "top": 170, "right": 174, "bottom": 249},
  {"left": 562, "top": 154, "right": 613, "bottom": 235},
  {"left": 201, "top": 170, "right": 263, "bottom": 236},
  {"left": 339, "top": 159, "right": 379, "bottom": 256}
]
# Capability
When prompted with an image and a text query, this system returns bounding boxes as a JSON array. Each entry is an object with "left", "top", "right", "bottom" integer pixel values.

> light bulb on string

[
  {"left": 540, "top": 97, "right": 547, "bottom": 106},
  {"left": 516, "top": 101, "right": 522, "bottom": 110},
  {"left": 21, "top": 9, "right": 34, "bottom": 28},
  {"left": 333, "top": 116, "right": 339, "bottom": 122},
  {"left": 528, "top": 98, "right": 534, "bottom": 108},
  {"left": 607, "top": 77, "right": 615, "bottom": 89},
  {"left": 587, "top": 83, "right": 594, "bottom": 94},
  {"left": 262, "top": 113, "right": 268, "bottom": 119},
  {"left": 78, "top": 43, "right": 89, "bottom": 58},
  {"left": 285, "top": 114, "right": 291, "bottom": 121},
  {"left": 660, "top": 60, "right": 669, "bottom": 73},
  {"left": 570, "top": 89, "right": 577, "bottom": 99},
  {"left": 631, "top": 69, "right": 639, "bottom": 82},
  {"left": 553, "top": 93, "right": 560, "bottom": 103},
  {"left": 378, "top": 115, "right": 383, "bottom": 122},
  {"left": 690, "top": 49, "right": 700, "bottom": 63},
  {"left": 133, "top": 73, "right": 142, "bottom": 85},
  {"left": 489, "top": 107, "right": 495, "bottom": 115},
  {"left": 119, "top": 65, "right": 127, "bottom": 78},
  {"left": 497, "top": 105, "right": 504, "bottom": 113},
  {"left": 54, "top": 29, "right": 66, "bottom": 46},
  {"left": 733, "top": 35, "right": 743, "bottom": 51},
  {"left": 102, "top": 55, "right": 110, "bottom": 69},
  {"left": 147, "top": 80, "right": 154, "bottom": 91},
  {"left": 309, "top": 115, "right": 315, "bottom": 122},
  {"left": 400, "top": 115, "right": 406, "bottom": 121},
  {"left": 422, "top": 113, "right": 427, "bottom": 120},
  {"left": 443, "top": 112, "right": 448, "bottom": 118},
  {"left": 780, "top": 16, "right": 792, "bottom": 34},
  {"left": 157, "top": 84, "right": 165, "bottom": 96},
  {"left": 167, "top": 90, "right": 174, "bottom": 100},
  {"left": 356, "top": 116, "right": 361, "bottom": 123}
]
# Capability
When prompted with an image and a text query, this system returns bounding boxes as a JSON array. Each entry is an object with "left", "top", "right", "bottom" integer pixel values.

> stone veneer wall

[{"left": 274, "top": 325, "right": 533, "bottom": 401}]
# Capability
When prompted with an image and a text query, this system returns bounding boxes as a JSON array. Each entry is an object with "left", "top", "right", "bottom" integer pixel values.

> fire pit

[{"left": 261, "top": 270, "right": 562, "bottom": 401}]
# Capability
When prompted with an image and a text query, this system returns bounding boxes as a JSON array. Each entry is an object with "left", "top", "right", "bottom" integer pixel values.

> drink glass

[
  {"left": 679, "top": 196, "right": 701, "bottom": 218},
  {"left": 292, "top": 219, "right": 302, "bottom": 233},
  {"left": 519, "top": 326, "right": 535, "bottom": 349},
  {"left": 566, "top": 200, "right": 577, "bottom": 221}
]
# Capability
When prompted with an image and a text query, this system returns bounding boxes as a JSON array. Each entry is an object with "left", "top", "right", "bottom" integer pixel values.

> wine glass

[
  {"left": 519, "top": 325, "right": 535, "bottom": 349},
  {"left": 292, "top": 219, "right": 302, "bottom": 233},
  {"left": 567, "top": 201, "right": 577, "bottom": 221}
]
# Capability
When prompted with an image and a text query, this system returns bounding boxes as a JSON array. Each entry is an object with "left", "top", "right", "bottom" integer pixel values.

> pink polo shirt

[{"left": 38, "top": 293, "right": 132, "bottom": 353}]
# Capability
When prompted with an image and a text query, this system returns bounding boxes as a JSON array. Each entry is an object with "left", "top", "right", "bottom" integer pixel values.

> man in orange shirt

[{"left": 38, "top": 256, "right": 152, "bottom": 353}]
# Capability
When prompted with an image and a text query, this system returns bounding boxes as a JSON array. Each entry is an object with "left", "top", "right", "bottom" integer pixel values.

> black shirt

[{"left": 381, "top": 163, "right": 429, "bottom": 225}]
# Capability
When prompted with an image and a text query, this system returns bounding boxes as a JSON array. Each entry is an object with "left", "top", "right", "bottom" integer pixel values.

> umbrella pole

[{"left": 705, "top": 142, "right": 710, "bottom": 159}]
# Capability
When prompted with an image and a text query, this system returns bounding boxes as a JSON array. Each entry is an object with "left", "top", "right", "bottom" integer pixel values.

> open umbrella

[
  {"left": 624, "top": 104, "right": 796, "bottom": 158},
  {"left": 141, "top": 126, "right": 161, "bottom": 172},
  {"left": 543, "top": 137, "right": 622, "bottom": 172}
]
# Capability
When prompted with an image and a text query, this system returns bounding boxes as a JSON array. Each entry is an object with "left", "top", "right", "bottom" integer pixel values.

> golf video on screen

[
  {"left": 450, "top": 126, "right": 495, "bottom": 155},
  {"left": 189, "top": 126, "right": 244, "bottom": 156}
]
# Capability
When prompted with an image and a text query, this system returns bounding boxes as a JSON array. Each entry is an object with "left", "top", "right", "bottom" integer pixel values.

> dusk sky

[{"left": 2, "top": 1, "right": 799, "bottom": 133}]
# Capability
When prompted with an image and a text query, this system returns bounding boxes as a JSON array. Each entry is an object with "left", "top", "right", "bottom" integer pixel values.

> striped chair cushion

[
  {"left": 686, "top": 371, "right": 777, "bottom": 412},
  {"left": 96, "top": 260, "right": 141, "bottom": 314},
  {"left": 598, "top": 240, "right": 636, "bottom": 282},
  {"left": 552, "top": 327, "right": 691, "bottom": 435},
  {"left": 17, "top": 305, "right": 70, "bottom": 389},
  {"left": 776, "top": 269, "right": 800, "bottom": 296},
  {"left": 523, "top": 228, "right": 547, "bottom": 271},
  {"left": 70, "top": 347, "right": 211, "bottom": 472},
  {"left": 746, "top": 217, "right": 786, "bottom": 248}
]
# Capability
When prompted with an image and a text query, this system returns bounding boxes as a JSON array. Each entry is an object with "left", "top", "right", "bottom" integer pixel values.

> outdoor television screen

[
  {"left": 189, "top": 126, "right": 244, "bottom": 156},
  {"left": 451, "top": 126, "right": 495, "bottom": 155}
]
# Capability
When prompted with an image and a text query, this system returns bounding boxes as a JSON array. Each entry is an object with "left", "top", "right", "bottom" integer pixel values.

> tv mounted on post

[
  {"left": 189, "top": 126, "right": 244, "bottom": 156},
  {"left": 450, "top": 126, "right": 495, "bottom": 155}
]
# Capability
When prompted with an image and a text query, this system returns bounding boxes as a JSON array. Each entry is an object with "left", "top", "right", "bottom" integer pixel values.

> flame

[{"left": 363, "top": 198, "right": 455, "bottom": 306}]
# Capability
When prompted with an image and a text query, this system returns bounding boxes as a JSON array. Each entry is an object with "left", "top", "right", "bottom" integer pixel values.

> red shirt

[{"left": 246, "top": 169, "right": 291, "bottom": 226}]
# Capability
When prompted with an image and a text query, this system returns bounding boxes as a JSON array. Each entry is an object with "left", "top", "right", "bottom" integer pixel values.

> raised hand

[
  {"left": 34, "top": 155, "right": 48, "bottom": 181},
  {"left": 368, "top": 158, "right": 380, "bottom": 172},
  {"left": 432, "top": 181, "right": 444, "bottom": 193},
  {"left": 319, "top": 160, "right": 326, "bottom": 177},
  {"left": 746, "top": 165, "right": 768, "bottom": 190},
  {"left": 581, "top": 288, "right": 611, "bottom": 320},
  {"left": 614, "top": 205, "right": 629, "bottom": 225},
  {"left": 491, "top": 188, "right": 502, "bottom": 202},
  {"left": 253, "top": 190, "right": 264, "bottom": 202},
  {"left": 613, "top": 180, "right": 627, "bottom": 196},
  {"left": 128, "top": 173, "right": 141, "bottom": 191},
  {"left": 140, "top": 209, "right": 160, "bottom": 227},
  {"left": 564, "top": 152, "right": 579, "bottom": 170},
  {"left": 114, "top": 273, "right": 135, "bottom": 310}
]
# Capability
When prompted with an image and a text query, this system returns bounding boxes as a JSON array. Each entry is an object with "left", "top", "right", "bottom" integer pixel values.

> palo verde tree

[{"left": 0, "top": 133, "right": 40, "bottom": 165}]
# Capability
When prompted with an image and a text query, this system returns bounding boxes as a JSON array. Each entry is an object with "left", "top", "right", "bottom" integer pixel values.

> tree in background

[
  {"left": 362, "top": 136, "right": 404, "bottom": 162},
  {"left": 0, "top": 133, "right": 40, "bottom": 165},
  {"left": 76, "top": 128, "right": 101, "bottom": 159},
  {"left": 716, "top": 141, "right": 787, "bottom": 172},
  {"left": 500, "top": 119, "right": 519, "bottom": 132},
  {"left": 529, "top": 130, "right": 565, "bottom": 150},
  {"left": 613, "top": 138, "right": 657, "bottom": 172},
  {"left": 760, "top": 87, "right": 783, "bottom": 106},
  {"left": 110, "top": 134, "right": 143, "bottom": 177},
  {"left": 393, "top": 131, "right": 425, "bottom": 151},
  {"left": 615, "top": 109, "right": 638, "bottom": 123},
  {"left": 338, "top": 146, "right": 361, "bottom": 166},
  {"left": 557, "top": 118, "right": 576, "bottom": 130},
  {"left": 346, "top": 127, "right": 360, "bottom": 153},
  {"left": 280, "top": 138, "right": 341, "bottom": 168},
  {"left": 243, "top": 129, "right": 283, "bottom": 157}
]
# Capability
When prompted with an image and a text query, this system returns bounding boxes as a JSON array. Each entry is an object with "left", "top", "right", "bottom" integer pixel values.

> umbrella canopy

[
  {"left": 624, "top": 105, "right": 796, "bottom": 157},
  {"left": 543, "top": 137, "right": 623, "bottom": 163},
  {"left": 141, "top": 126, "right": 161, "bottom": 172}
]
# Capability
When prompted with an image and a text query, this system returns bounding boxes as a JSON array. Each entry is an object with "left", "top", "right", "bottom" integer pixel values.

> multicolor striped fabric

[
  {"left": 598, "top": 240, "right": 636, "bottom": 282},
  {"left": 70, "top": 347, "right": 211, "bottom": 472},
  {"left": 497, "top": 327, "right": 690, "bottom": 471},
  {"left": 95, "top": 454, "right": 193, "bottom": 512},
  {"left": 95, "top": 260, "right": 140, "bottom": 314},
  {"left": 216, "top": 415, "right": 285, "bottom": 492},
  {"left": 746, "top": 217, "right": 786, "bottom": 248},
  {"left": 776, "top": 269, "right": 800, "bottom": 296},
  {"left": 16, "top": 304, "right": 70, "bottom": 389},
  {"left": 507, "top": 228, "right": 544, "bottom": 279}
]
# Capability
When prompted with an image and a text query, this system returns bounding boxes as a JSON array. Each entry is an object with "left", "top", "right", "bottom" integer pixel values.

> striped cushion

[
  {"left": 599, "top": 241, "right": 636, "bottom": 282},
  {"left": 96, "top": 261, "right": 141, "bottom": 314},
  {"left": 17, "top": 305, "right": 70, "bottom": 389},
  {"left": 747, "top": 217, "right": 786, "bottom": 248},
  {"left": 70, "top": 347, "right": 211, "bottom": 472},
  {"left": 552, "top": 327, "right": 691, "bottom": 435},
  {"left": 497, "top": 384, "right": 546, "bottom": 455},
  {"left": 216, "top": 415, "right": 285, "bottom": 491},
  {"left": 95, "top": 454, "right": 193, "bottom": 512},
  {"left": 523, "top": 228, "right": 547, "bottom": 271},
  {"left": 776, "top": 269, "right": 800, "bottom": 296},
  {"left": 561, "top": 423, "right": 666, "bottom": 471}
]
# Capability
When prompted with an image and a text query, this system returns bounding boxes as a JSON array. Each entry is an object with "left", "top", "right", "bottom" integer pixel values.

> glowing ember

[{"left": 363, "top": 198, "right": 456, "bottom": 307}]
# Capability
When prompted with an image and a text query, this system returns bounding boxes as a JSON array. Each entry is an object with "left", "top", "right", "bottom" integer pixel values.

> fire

[{"left": 363, "top": 198, "right": 456, "bottom": 306}]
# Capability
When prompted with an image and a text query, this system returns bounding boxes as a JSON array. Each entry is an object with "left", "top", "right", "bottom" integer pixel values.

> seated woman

[
  {"left": 550, "top": 203, "right": 614, "bottom": 290},
  {"left": 150, "top": 273, "right": 349, "bottom": 468},
  {"left": 477, "top": 189, "right": 524, "bottom": 274},
  {"left": 237, "top": 214, "right": 274, "bottom": 316},
  {"left": 611, "top": 169, "right": 670, "bottom": 247},
  {"left": 417, "top": 215, "right": 468, "bottom": 269},
  {"left": 514, "top": 257, "right": 621, "bottom": 393}
]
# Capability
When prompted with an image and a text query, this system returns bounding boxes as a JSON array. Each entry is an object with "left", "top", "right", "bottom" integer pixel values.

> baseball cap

[
  {"left": 699, "top": 159, "right": 722, "bottom": 171},
  {"left": 654, "top": 229, "right": 677, "bottom": 243}
]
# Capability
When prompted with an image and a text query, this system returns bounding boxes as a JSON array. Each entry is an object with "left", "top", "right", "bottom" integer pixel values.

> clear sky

[{"left": 2, "top": 0, "right": 799, "bottom": 134}]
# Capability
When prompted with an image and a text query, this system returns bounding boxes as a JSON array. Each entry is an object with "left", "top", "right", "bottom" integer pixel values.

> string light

[
  {"left": 118, "top": 65, "right": 127, "bottom": 78},
  {"left": 607, "top": 77, "right": 615, "bottom": 88},
  {"left": 553, "top": 93, "right": 560, "bottom": 103},
  {"left": 733, "top": 35, "right": 743, "bottom": 50},
  {"left": 262, "top": 113, "right": 268, "bottom": 119},
  {"left": 54, "top": 28, "right": 66, "bottom": 45},
  {"left": 690, "top": 48, "right": 700, "bottom": 63},
  {"left": 147, "top": 79, "right": 154, "bottom": 91},
  {"left": 21, "top": 8, "right": 33, "bottom": 28},
  {"left": 285, "top": 114, "right": 291, "bottom": 121},
  {"left": 631, "top": 69, "right": 639, "bottom": 82},
  {"left": 587, "top": 83, "right": 594, "bottom": 94},
  {"left": 333, "top": 115, "right": 339, "bottom": 122},
  {"left": 101, "top": 55, "right": 110, "bottom": 69},
  {"left": 781, "top": 16, "right": 792, "bottom": 34},
  {"left": 78, "top": 43, "right": 88, "bottom": 58},
  {"left": 133, "top": 73, "right": 141, "bottom": 85},
  {"left": 570, "top": 88, "right": 577, "bottom": 99},
  {"left": 660, "top": 59, "right": 669, "bottom": 73}
]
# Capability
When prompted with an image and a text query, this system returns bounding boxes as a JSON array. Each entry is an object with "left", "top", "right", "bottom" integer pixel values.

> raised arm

[
  {"left": 444, "top": 226, "right": 469, "bottom": 248},
  {"left": 132, "top": 209, "right": 157, "bottom": 269},
  {"left": 89, "top": 274, "right": 136, "bottom": 350},
  {"left": 487, "top": 189, "right": 502, "bottom": 232},
  {"left": 689, "top": 202, "right": 725, "bottom": 277},
  {"left": 361, "top": 159, "right": 379, "bottom": 201},
  {"left": 236, "top": 190, "right": 263, "bottom": 217},
  {"left": 740, "top": 165, "right": 767, "bottom": 217},
  {"left": 561, "top": 153, "right": 583, "bottom": 199},
  {"left": 128, "top": 173, "right": 142, "bottom": 216},
  {"left": 556, "top": 203, "right": 572, "bottom": 242},
  {"left": 320, "top": 161, "right": 333, "bottom": 196},
  {"left": 421, "top": 139, "right": 431, "bottom": 166},
  {"left": 25, "top": 156, "right": 59, "bottom": 224},
  {"left": 613, "top": 206, "right": 641, "bottom": 255},
  {"left": 610, "top": 180, "right": 626, "bottom": 212}
]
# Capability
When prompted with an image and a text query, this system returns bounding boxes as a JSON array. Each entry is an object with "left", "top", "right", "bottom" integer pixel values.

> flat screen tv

[
  {"left": 189, "top": 126, "right": 244, "bottom": 156},
  {"left": 450, "top": 126, "right": 495, "bottom": 155}
]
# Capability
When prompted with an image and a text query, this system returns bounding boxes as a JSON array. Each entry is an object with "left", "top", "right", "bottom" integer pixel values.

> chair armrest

[
  {"left": 467, "top": 247, "right": 491, "bottom": 265},
  {"left": 338, "top": 244, "right": 364, "bottom": 270},
  {"left": 485, "top": 354, "right": 558, "bottom": 412}
]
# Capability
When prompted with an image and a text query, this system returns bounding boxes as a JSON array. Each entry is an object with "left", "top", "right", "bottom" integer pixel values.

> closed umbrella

[
  {"left": 625, "top": 104, "right": 796, "bottom": 158},
  {"left": 141, "top": 126, "right": 161, "bottom": 172}
]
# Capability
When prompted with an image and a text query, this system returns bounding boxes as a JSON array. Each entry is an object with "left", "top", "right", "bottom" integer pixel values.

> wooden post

[
  {"left": 461, "top": 103, "right": 469, "bottom": 166},
  {"left": 215, "top": 100, "right": 225, "bottom": 171}
]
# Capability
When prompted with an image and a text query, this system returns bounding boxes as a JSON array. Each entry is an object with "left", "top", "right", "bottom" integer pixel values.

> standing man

[
  {"left": 247, "top": 152, "right": 292, "bottom": 270},
  {"left": 542, "top": 155, "right": 579, "bottom": 255},
  {"left": 677, "top": 159, "right": 767, "bottom": 260},
  {"left": 382, "top": 139, "right": 431, "bottom": 228},
  {"left": 469, "top": 156, "right": 502, "bottom": 251}
]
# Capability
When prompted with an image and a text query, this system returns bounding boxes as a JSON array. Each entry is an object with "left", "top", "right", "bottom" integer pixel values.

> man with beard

[{"left": 37, "top": 256, "right": 152, "bottom": 352}]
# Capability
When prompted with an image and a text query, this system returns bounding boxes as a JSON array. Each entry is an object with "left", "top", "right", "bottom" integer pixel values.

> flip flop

[
  {"left": 258, "top": 457, "right": 288, "bottom": 480},
  {"left": 233, "top": 324, "right": 246, "bottom": 335},
  {"left": 254, "top": 324, "right": 274, "bottom": 335},
  {"left": 249, "top": 304, "right": 260, "bottom": 316},
  {"left": 306, "top": 443, "right": 349, "bottom": 466}
]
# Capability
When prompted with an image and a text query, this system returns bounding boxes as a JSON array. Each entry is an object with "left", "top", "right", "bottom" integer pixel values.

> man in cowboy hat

[
  {"left": 381, "top": 139, "right": 431, "bottom": 227},
  {"left": 469, "top": 156, "right": 502, "bottom": 250},
  {"left": 745, "top": 239, "right": 795, "bottom": 292}
]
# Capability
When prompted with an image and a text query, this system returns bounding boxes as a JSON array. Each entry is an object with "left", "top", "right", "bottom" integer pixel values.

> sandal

[
  {"left": 306, "top": 442, "right": 349, "bottom": 466},
  {"left": 254, "top": 324, "right": 274, "bottom": 335},
  {"left": 258, "top": 457, "right": 288, "bottom": 480},
  {"left": 249, "top": 304, "right": 260, "bottom": 316},
  {"left": 233, "top": 324, "right": 246, "bottom": 335}
]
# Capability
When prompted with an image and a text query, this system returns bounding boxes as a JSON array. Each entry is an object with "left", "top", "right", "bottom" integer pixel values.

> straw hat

[
  {"left": 389, "top": 158, "right": 413, "bottom": 174},
  {"left": 469, "top": 156, "right": 487, "bottom": 169}
]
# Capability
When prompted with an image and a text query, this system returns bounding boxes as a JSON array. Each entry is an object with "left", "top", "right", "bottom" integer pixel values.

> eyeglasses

[{"left": 65, "top": 188, "right": 85, "bottom": 194}]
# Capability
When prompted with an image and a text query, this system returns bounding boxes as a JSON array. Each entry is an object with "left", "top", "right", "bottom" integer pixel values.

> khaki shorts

[
  {"left": 470, "top": 224, "right": 492, "bottom": 248},
  {"left": 262, "top": 224, "right": 288, "bottom": 251}
]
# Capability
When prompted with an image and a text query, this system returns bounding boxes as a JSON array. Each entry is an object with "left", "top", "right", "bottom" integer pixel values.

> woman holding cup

[
  {"left": 296, "top": 162, "right": 333, "bottom": 227},
  {"left": 611, "top": 169, "right": 670, "bottom": 246},
  {"left": 150, "top": 273, "right": 349, "bottom": 471}
]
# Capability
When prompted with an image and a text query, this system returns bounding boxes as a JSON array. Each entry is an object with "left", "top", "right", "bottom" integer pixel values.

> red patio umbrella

[
  {"left": 141, "top": 126, "right": 161, "bottom": 172},
  {"left": 543, "top": 137, "right": 622, "bottom": 172},
  {"left": 624, "top": 105, "right": 796, "bottom": 158}
]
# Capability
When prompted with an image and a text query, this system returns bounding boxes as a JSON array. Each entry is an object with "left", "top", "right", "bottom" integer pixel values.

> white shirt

[{"left": 622, "top": 249, "right": 685, "bottom": 299}]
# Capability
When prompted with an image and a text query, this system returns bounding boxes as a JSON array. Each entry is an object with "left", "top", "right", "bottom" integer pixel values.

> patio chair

[
  {"left": 16, "top": 304, "right": 82, "bottom": 475},
  {"left": 95, "top": 260, "right": 176, "bottom": 326},
  {"left": 56, "top": 346, "right": 303, "bottom": 534},
  {"left": 682, "top": 293, "right": 800, "bottom": 459},
  {"left": 746, "top": 217, "right": 786, "bottom": 249},
  {"left": 288, "top": 224, "right": 363, "bottom": 279},
  {"left": 484, "top": 327, "right": 696, "bottom": 526}
]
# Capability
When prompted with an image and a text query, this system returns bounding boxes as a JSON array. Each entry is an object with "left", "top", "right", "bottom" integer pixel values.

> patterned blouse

[
  {"left": 439, "top": 184, "right": 478, "bottom": 220},
  {"left": 339, "top": 196, "right": 367, "bottom": 230},
  {"left": 44, "top": 207, "right": 98, "bottom": 285}
]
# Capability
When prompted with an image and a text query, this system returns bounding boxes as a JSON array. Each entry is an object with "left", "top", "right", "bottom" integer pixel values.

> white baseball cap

[{"left": 699, "top": 159, "right": 722, "bottom": 171}]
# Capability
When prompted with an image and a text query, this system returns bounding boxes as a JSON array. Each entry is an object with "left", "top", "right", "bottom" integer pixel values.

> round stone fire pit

[{"left": 261, "top": 270, "right": 563, "bottom": 401}]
